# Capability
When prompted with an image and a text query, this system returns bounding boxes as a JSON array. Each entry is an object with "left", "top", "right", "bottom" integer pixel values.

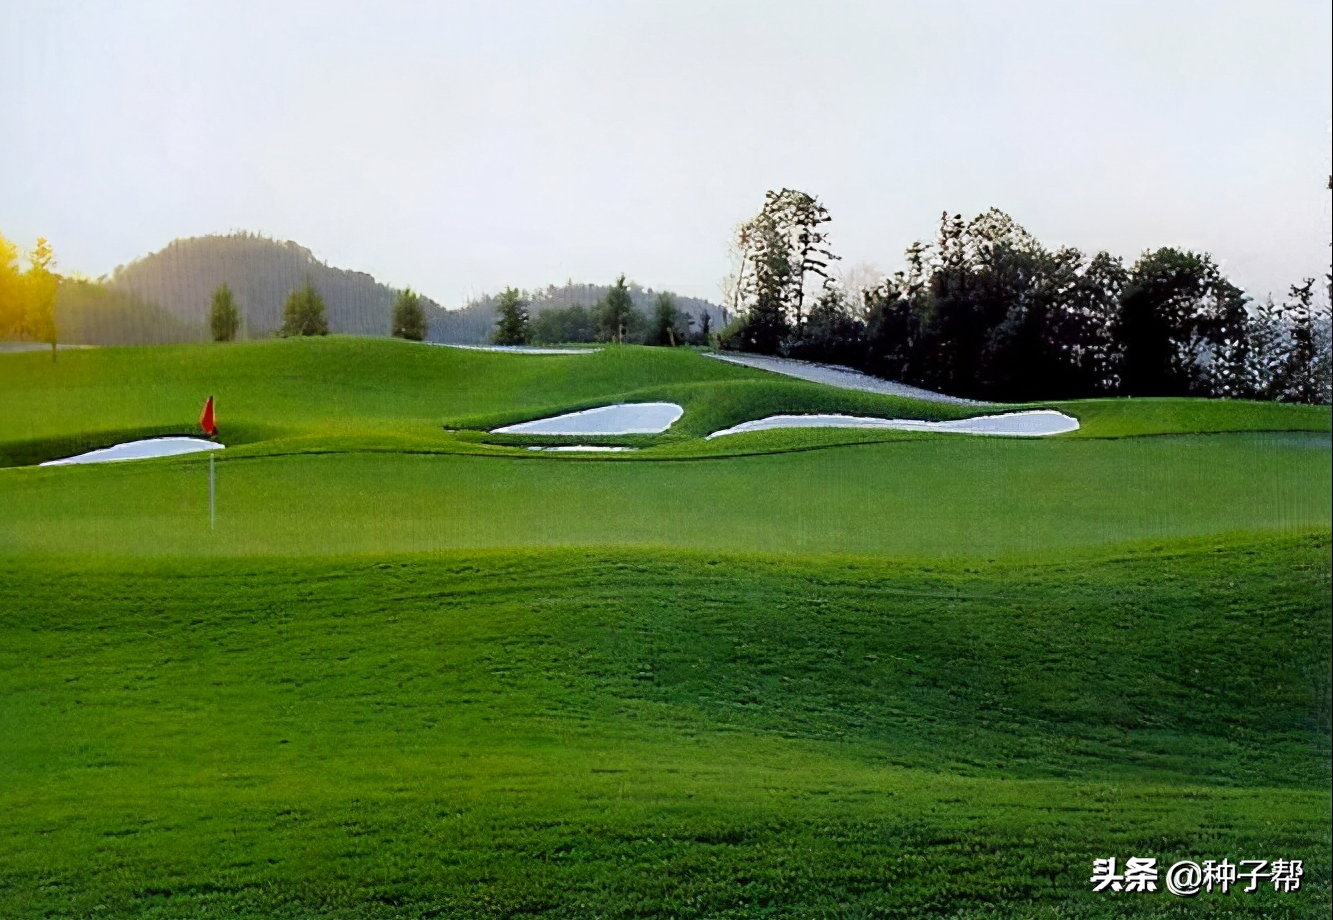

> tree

[
  {"left": 491, "top": 287, "right": 530, "bottom": 345},
  {"left": 650, "top": 291, "right": 683, "bottom": 346},
  {"left": 210, "top": 283, "right": 241, "bottom": 342},
  {"left": 392, "top": 287, "right": 427, "bottom": 341},
  {"left": 532, "top": 304, "right": 596, "bottom": 344},
  {"left": 280, "top": 276, "right": 329, "bottom": 336},
  {"left": 597, "top": 275, "right": 634, "bottom": 343},
  {"left": 24, "top": 238, "right": 59, "bottom": 360},
  {"left": 0, "top": 231, "right": 22, "bottom": 339},
  {"left": 1271, "top": 279, "right": 1331, "bottom": 403},
  {"left": 1114, "top": 248, "right": 1247, "bottom": 396},
  {"left": 788, "top": 286, "right": 865, "bottom": 366},
  {"left": 726, "top": 188, "right": 839, "bottom": 354}
]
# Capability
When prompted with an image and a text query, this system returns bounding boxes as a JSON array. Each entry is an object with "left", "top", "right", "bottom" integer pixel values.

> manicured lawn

[
  {"left": 1, "top": 536, "right": 1328, "bottom": 918},
  {"left": 0, "top": 429, "right": 1327, "bottom": 557},
  {"left": 1, "top": 339, "right": 1329, "bottom": 918}
]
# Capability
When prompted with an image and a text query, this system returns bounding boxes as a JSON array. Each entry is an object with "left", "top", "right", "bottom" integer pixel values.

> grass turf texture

[
  {"left": 1, "top": 536, "right": 1329, "bottom": 919},
  {"left": 1, "top": 338, "right": 1330, "bottom": 917}
]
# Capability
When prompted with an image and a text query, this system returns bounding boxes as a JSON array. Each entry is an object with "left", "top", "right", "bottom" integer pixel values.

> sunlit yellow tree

[
  {"left": 0, "top": 231, "right": 23, "bottom": 340},
  {"left": 24, "top": 238, "right": 60, "bottom": 360}
]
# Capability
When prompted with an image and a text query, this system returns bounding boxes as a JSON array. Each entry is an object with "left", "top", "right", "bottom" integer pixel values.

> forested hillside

[{"left": 104, "top": 233, "right": 447, "bottom": 339}]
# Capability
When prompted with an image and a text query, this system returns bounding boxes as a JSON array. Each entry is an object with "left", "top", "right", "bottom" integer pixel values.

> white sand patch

[
  {"left": 430, "top": 343, "right": 597, "bottom": 355},
  {"left": 706, "top": 352, "right": 978, "bottom": 405},
  {"left": 706, "top": 410, "right": 1079, "bottom": 440},
  {"left": 41, "top": 437, "right": 225, "bottom": 466},
  {"left": 525, "top": 445, "right": 638, "bottom": 453},
  {"left": 494, "top": 403, "right": 683, "bottom": 435}
]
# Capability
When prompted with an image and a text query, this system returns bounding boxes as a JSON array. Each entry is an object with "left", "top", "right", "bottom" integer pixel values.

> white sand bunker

[
  {"left": 706, "top": 410, "right": 1079, "bottom": 440},
  {"left": 494, "top": 403, "right": 683, "bottom": 435},
  {"left": 525, "top": 445, "right": 638, "bottom": 453},
  {"left": 432, "top": 344, "right": 596, "bottom": 355},
  {"left": 41, "top": 437, "right": 225, "bottom": 466}
]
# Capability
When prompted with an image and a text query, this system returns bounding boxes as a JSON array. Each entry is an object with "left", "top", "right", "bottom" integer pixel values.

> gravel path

[{"left": 705, "top": 352, "right": 980, "bottom": 405}]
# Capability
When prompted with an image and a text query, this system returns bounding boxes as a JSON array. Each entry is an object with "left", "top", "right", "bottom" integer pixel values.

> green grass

[
  {"left": 1, "top": 536, "right": 1328, "bottom": 918},
  {"left": 1, "top": 339, "right": 1327, "bottom": 467},
  {"left": 1, "top": 432, "right": 1328, "bottom": 558},
  {"left": 1, "top": 337, "right": 1330, "bottom": 917}
]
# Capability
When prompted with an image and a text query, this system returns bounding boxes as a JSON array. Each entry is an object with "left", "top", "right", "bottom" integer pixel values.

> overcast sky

[{"left": 2, "top": 0, "right": 1329, "bottom": 306}]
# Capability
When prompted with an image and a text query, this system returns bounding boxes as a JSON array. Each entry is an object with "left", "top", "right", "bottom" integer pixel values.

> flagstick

[{"left": 209, "top": 453, "right": 216, "bottom": 531}]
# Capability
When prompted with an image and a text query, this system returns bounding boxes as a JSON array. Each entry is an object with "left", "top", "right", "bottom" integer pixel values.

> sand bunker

[
  {"left": 494, "top": 403, "right": 683, "bottom": 435},
  {"left": 525, "top": 445, "right": 638, "bottom": 453},
  {"left": 706, "top": 410, "right": 1079, "bottom": 440},
  {"left": 432, "top": 344, "right": 596, "bottom": 355},
  {"left": 41, "top": 437, "right": 225, "bottom": 466}
]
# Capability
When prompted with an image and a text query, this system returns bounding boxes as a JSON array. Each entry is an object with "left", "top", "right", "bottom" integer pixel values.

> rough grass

[{"left": 0, "top": 535, "right": 1328, "bottom": 918}]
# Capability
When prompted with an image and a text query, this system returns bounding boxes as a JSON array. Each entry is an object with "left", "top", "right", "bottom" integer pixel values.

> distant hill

[
  {"left": 51, "top": 232, "right": 728, "bottom": 346},
  {"left": 430, "top": 281, "right": 729, "bottom": 344},
  {"left": 103, "top": 233, "right": 447, "bottom": 339}
]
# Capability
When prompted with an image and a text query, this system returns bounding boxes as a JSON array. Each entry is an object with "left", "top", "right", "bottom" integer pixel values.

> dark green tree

[
  {"left": 650, "top": 291, "right": 683, "bottom": 346},
  {"left": 491, "top": 287, "right": 530, "bottom": 345},
  {"left": 1114, "top": 248, "right": 1248, "bottom": 396},
  {"left": 788, "top": 286, "right": 865, "bottom": 366},
  {"left": 210, "top": 283, "right": 240, "bottom": 342},
  {"left": 280, "top": 276, "right": 329, "bottom": 337},
  {"left": 391, "top": 287, "right": 427, "bottom": 341},
  {"left": 598, "top": 275, "right": 634, "bottom": 343}
]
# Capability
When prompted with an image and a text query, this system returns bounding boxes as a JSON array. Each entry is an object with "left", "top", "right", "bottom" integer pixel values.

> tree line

[
  {"left": 719, "top": 190, "right": 1332, "bottom": 403},
  {"left": 491, "top": 274, "right": 712, "bottom": 347}
]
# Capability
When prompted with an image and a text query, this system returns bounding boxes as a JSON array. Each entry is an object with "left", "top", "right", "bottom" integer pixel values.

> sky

[{"left": 1, "top": 0, "right": 1330, "bottom": 307}]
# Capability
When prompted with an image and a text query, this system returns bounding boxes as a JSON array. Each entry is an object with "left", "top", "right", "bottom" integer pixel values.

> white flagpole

[{"left": 209, "top": 453, "right": 215, "bottom": 530}]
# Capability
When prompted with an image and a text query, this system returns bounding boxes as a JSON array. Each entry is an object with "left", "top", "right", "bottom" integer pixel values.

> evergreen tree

[
  {"left": 392, "top": 287, "right": 427, "bottom": 341},
  {"left": 280, "top": 276, "right": 329, "bottom": 337},
  {"left": 598, "top": 275, "right": 634, "bottom": 343},
  {"left": 491, "top": 287, "right": 530, "bottom": 345},
  {"left": 210, "top": 283, "right": 241, "bottom": 342}
]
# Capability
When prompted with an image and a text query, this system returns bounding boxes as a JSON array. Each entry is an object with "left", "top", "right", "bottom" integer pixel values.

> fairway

[
  {"left": 1, "top": 339, "right": 1330, "bottom": 918},
  {"left": 1, "top": 432, "right": 1329, "bottom": 557}
]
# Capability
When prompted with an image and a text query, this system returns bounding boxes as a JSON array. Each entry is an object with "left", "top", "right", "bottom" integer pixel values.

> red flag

[{"left": 199, "top": 396, "right": 217, "bottom": 437}]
